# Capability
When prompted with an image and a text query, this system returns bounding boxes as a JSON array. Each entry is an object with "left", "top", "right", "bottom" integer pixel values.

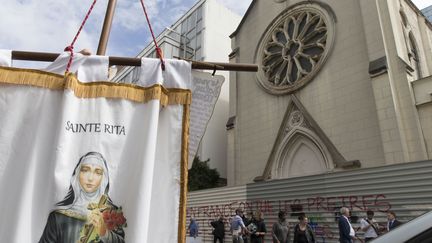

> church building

[
  {"left": 227, "top": 0, "right": 432, "bottom": 186},
  {"left": 187, "top": 1, "right": 432, "bottom": 242}
]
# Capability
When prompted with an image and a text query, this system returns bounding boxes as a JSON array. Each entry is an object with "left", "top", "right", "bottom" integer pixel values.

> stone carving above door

[
  {"left": 287, "top": 110, "right": 304, "bottom": 129},
  {"left": 255, "top": 95, "right": 360, "bottom": 182},
  {"left": 255, "top": 2, "right": 336, "bottom": 95}
]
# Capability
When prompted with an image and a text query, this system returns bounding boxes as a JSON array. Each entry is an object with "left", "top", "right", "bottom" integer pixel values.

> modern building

[
  {"left": 422, "top": 5, "right": 432, "bottom": 23},
  {"left": 113, "top": 0, "right": 241, "bottom": 178}
]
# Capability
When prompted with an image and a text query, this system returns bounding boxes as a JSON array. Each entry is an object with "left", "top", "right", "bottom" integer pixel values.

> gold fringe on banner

[
  {"left": 0, "top": 66, "right": 191, "bottom": 106},
  {"left": 178, "top": 103, "right": 190, "bottom": 243}
]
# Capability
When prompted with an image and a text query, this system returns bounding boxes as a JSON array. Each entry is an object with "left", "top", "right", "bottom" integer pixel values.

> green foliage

[{"left": 188, "top": 156, "right": 221, "bottom": 191}]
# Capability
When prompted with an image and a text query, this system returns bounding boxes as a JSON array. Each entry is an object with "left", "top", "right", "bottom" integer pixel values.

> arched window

[
  {"left": 408, "top": 32, "right": 421, "bottom": 79},
  {"left": 399, "top": 9, "right": 408, "bottom": 27},
  {"left": 271, "top": 127, "right": 332, "bottom": 179}
]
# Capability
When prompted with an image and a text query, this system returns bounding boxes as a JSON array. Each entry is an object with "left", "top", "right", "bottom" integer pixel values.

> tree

[{"left": 188, "top": 156, "right": 221, "bottom": 191}]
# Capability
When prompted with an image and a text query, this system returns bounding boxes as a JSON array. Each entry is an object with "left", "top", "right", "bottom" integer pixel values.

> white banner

[
  {"left": 189, "top": 71, "right": 225, "bottom": 167},
  {"left": 0, "top": 49, "right": 11, "bottom": 67},
  {"left": 0, "top": 55, "right": 191, "bottom": 243}
]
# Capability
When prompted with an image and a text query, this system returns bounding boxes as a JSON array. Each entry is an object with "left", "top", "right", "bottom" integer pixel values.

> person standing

[
  {"left": 189, "top": 217, "right": 199, "bottom": 239},
  {"left": 231, "top": 208, "right": 249, "bottom": 243},
  {"left": 242, "top": 212, "right": 253, "bottom": 243},
  {"left": 387, "top": 211, "right": 402, "bottom": 231},
  {"left": 251, "top": 211, "right": 267, "bottom": 243},
  {"left": 338, "top": 207, "right": 355, "bottom": 243},
  {"left": 360, "top": 210, "right": 379, "bottom": 242},
  {"left": 272, "top": 211, "right": 290, "bottom": 243},
  {"left": 293, "top": 215, "right": 315, "bottom": 243},
  {"left": 212, "top": 216, "right": 225, "bottom": 243}
]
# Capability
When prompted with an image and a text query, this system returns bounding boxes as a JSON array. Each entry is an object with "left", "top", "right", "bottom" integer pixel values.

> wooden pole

[
  {"left": 11, "top": 50, "right": 258, "bottom": 72},
  {"left": 97, "top": 0, "right": 117, "bottom": 55}
]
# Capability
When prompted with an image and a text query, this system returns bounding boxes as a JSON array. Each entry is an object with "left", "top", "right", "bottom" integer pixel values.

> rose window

[{"left": 256, "top": 3, "right": 335, "bottom": 95}]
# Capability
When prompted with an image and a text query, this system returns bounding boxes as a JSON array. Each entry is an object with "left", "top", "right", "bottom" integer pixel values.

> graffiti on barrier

[
  {"left": 187, "top": 194, "right": 391, "bottom": 219},
  {"left": 186, "top": 194, "right": 392, "bottom": 242}
]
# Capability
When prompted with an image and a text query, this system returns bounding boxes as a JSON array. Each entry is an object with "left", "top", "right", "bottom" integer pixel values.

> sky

[
  {"left": 0, "top": 0, "right": 429, "bottom": 67},
  {"left": 0, "top": 0, "right": 252, "bottom": 66},
  {"left": 412, "top": 0, "right": 432, "bottom": 10}
]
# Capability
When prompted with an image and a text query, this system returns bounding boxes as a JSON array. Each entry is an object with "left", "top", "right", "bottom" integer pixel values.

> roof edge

[
  {"left": 229, "top": 0, "right": 257, "bottom": 38},
  {"left": 404, "top": 0, "right": 432, "bottom": 31},
  {"left": 230, "top": 0, "right": 431, "bottom": 39}
]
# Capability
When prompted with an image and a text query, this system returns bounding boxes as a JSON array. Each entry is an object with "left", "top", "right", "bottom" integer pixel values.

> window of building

[
  {"left": 197, "top": 19, "right": 203, "bottom": 32},
  {"left": 256, "top": 3, "right": 336, "bottom": 95},
  {"left": 181, "top": 22, "right": 187, "bottom": 34},
  {"left": 148, "top": 50, "right": 156, "bottom": 58},
  {"left": 196, "top": 32, "right": 202, "bottom": 49},
  {"left": 168, "top": 30, "right": 180, "bottom": 43},
  {"left": 195, "top": 47, "right": 202, "bottom": 60},
  {"left": 187, "top": 28, "right": 196, "bottom": 41},
  {"left": 399, "top": 9, "right": 408, "bottom": 27},
  {"left": 190, "top": 36, "right": 196, "bottom": 50},
  {"left": 164, "top": 44, "right": 174, "bottom": 59},
  {"left": 408, "top": 32, "right": 422, "bottom": 79},
  {"left": 187, "top": 12, "right": 197, "bottom": 32},
  {"left": 197, "top": 5, "right": 203, "bottom": 20}
]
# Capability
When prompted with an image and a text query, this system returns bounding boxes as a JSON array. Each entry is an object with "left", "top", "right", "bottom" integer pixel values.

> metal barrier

[{"left": 187, "top": 160, "right": 432, "bottom": 242}]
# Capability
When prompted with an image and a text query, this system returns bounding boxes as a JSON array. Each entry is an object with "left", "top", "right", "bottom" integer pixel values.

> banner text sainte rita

[{"left": 65, "top": 121, "right": 126, "bottom": 135}]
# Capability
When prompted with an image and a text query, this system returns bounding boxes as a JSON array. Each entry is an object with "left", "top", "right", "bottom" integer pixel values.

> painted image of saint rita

[{"left": 39, "top": 152, "right": 126, "bottom": 243}]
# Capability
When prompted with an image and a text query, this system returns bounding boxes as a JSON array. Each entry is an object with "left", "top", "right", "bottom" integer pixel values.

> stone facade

[{"left": 228, "top": 0, "right": 432, "bottom": 186}]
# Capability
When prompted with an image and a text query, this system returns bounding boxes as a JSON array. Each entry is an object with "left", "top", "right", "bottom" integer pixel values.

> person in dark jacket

[
  {"left": 211, "top": 216, "right": 225, "bottom": 243},
  {"left": 242, "top": 212, "right": 253, "bottom": 243},
  {"left": 387, "top": 211, "right": 402, "bottom": 231},
  {"left": 338, "top": 207, "right": 355, "bottom": 243},
  {"left": 251, "top": 211, "right": 267, "bottom": 243},
  {"left": 293, "top": 215, "right": 315, "bottom": 243}
]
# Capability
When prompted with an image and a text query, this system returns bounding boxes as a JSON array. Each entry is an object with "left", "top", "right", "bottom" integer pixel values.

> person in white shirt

[
  {"left": 231, "top": 208, "right": 249, "bottom": 243},
  {"left": 360, "top": 210, "right": 379, "bottom": 242}
]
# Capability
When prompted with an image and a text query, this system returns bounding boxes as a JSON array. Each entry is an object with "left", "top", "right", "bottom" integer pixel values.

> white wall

[{"left": 195, "top": 0, "right": 241, "bottom": 178}]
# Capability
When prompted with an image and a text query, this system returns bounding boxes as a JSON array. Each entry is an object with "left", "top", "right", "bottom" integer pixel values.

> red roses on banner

[{"left": 103, "top": 208, "right": 127, "bottom": 231}]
